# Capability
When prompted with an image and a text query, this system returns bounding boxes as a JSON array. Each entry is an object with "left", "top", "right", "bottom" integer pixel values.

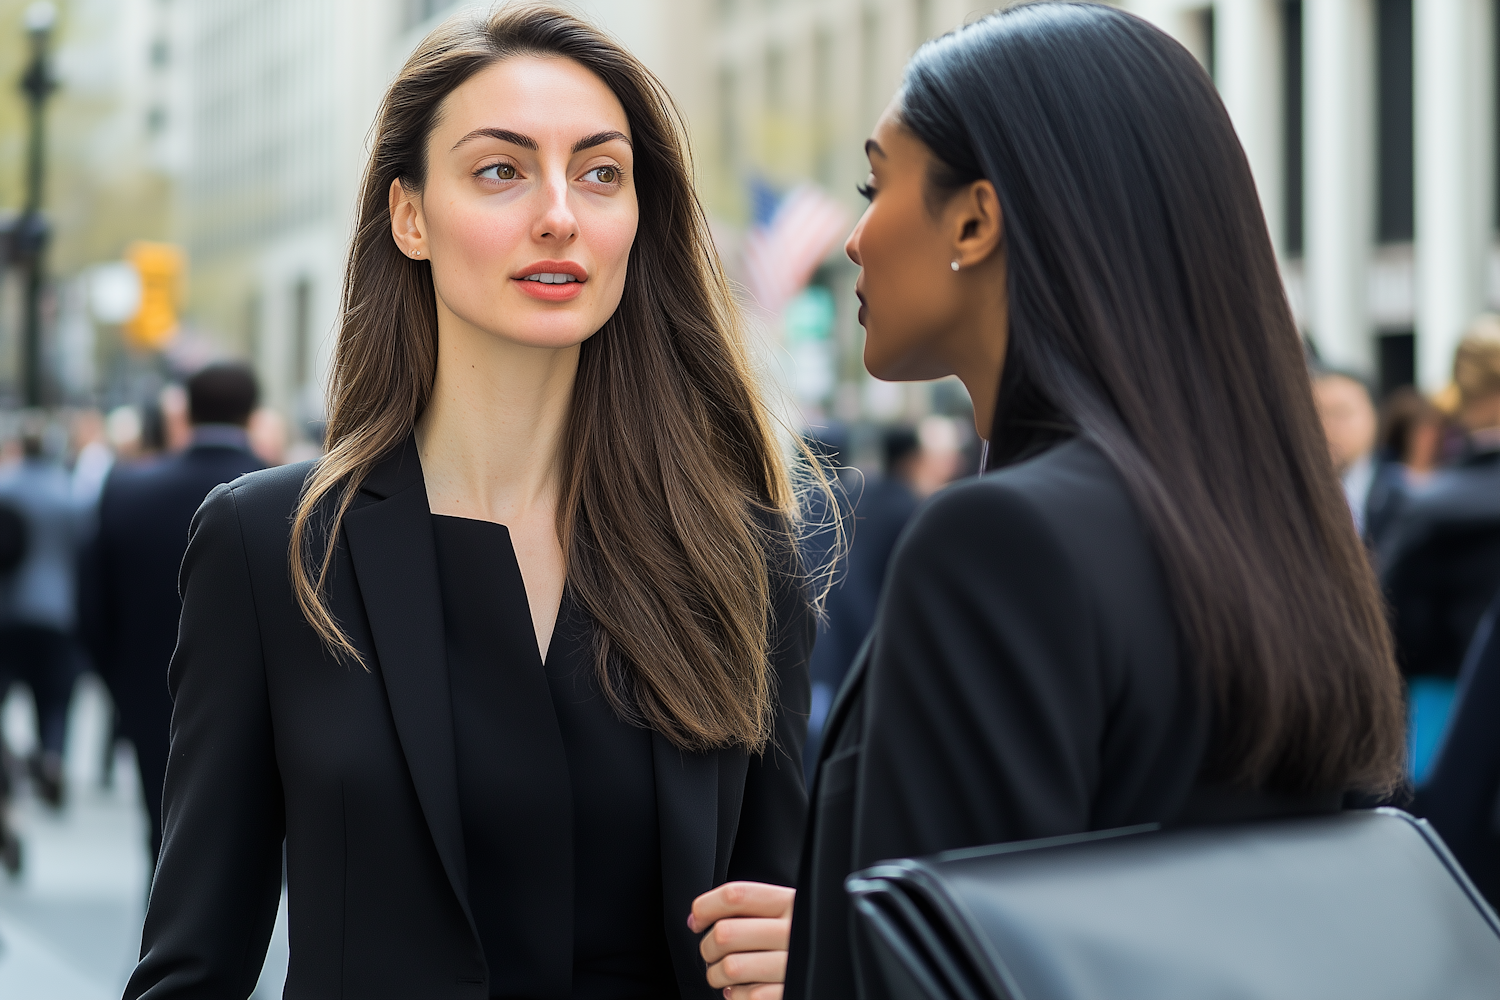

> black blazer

[
  {"left": 125, "top": 438, "right": 812, "bottom": 1000},
  {"left": 81, "top": 442, "right": 265, "bottom": 855},
  {"left": 1412, "top": 588, "right": 1500, "bottom": 909},
  {"left": 1379, "top": 448, "right": 1500, "bottom": 679},
  {"left": 784, "top": 439, "right": 1208, "bottom": 999}
]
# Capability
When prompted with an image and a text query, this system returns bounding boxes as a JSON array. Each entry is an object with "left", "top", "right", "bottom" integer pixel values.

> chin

[
  {"left": 472, "top": 298, "right": 612, "bottom": 351},
  {"left": 489, "top": 322, "right": 601, "bottom": 351},
  {"left": 863, "top": 342, "right": 947, "bottom": 384}
]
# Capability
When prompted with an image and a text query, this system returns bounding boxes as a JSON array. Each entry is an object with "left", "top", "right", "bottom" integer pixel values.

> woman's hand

[{"left": 689, "top": 881, "right": 795, "bottom": 1000}]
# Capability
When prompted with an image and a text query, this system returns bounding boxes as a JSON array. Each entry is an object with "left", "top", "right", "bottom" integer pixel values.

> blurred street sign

[
  {"left": 87, "top": 262, "right": 142, "bottom": 324},
  {"left": 122, "top": 241, "right": 185, "bottom": 350},
  {"left": 786, "top": 285, "right": 835, "bottom": 345},
  {"left": 786, "top": 285, "right": 836, "bottom": 403}
]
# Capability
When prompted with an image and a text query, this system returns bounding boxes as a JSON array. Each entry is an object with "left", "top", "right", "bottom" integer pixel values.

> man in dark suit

[
  {"left": 1380, "top": 320, "right": 1500, "bottom": 682},
  {"left": 1312, "top": 367, "right": 1406, "bottom": 550},
  {"left": 84, "top": 363, "right": 265, "bottom": 866}
]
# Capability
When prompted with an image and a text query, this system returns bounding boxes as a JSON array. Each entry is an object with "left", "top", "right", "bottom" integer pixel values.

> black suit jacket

[
  {"left": 86, "top": 444, "right": 266, "bottom": 692},
  {"left": 125, "top": 437, "right": 812, "bottom": 1000},
  {"left": 784, "top": 439, "right": 1208, "bottom": 999},
  {"left": 1379, "top": 448, "right": 1500, "bottom": 679},
  {"left": 86, "top": 443, "right": 266, "bottom": 686},
  {"left": 1412, "top": 589, "right": 1500, "bottom": 909},
  {"left": 83, "top": 442, "right": 266, "bottom": 848}
]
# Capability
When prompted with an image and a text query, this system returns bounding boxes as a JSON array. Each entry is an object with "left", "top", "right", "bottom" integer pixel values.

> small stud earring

[
  {"left": 950, "top": 260, "right": 960, "bottom": 272},
  {"left": 413, "top": 249, "right": 421, "bottom": 257}
]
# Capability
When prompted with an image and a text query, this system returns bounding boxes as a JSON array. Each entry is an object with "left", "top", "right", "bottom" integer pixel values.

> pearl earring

[
  {"left": 950, "top": 260, "right": 960, "bottom": 272},
  {"left": 412, "top": 249, "right": 421, "bottom": 257}
]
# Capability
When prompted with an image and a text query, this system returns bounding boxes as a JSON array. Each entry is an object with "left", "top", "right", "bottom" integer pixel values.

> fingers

[
  {"left": 698, "top": 917, "right": 790, "bottom": 965},
  {"left": 724, "top": 984, "right": 785, "bottom": 1000},
  {"left": 704, "top": 948, "right": 788, "bottom": 990},
  {"left": 689, "top": 881, "right": 795, "bottom": 932}
]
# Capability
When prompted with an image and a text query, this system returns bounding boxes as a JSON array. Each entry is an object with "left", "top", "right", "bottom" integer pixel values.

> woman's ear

[
  {"left": 388, "top": 178, "right": 427, "bottom": 258},
  {"left": 948, "top": 179, "right": 1003, "bottom": 269}
]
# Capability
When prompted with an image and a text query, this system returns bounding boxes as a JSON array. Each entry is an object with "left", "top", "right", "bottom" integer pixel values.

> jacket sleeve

[
  {"left": 726, "top": 544, "right": 814, "bottom": 887},
  {"left": 851, "top": 479, "right": 1105, "bottom": 868},
  {"left": 125, "top": 483, "right": 285, "bottom": 999}
]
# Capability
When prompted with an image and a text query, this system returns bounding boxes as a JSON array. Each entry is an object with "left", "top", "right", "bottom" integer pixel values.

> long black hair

[{"left": 900, "top": 2, "right": 1404, "bottom": 794}]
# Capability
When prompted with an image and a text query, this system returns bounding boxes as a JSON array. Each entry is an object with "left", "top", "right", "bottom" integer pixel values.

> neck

[
  {"left": 950, "top": 255, "right": 1010, "bottom": 441},
  {"left": 415, "top": 313, "right": 580, "bottom": 525}
]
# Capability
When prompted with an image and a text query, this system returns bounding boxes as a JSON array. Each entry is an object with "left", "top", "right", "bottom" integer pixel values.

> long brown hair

[
  {"left": 291, "top": 4, "right": 798, "bottom": 753},
  {"left": 901, "top": 3, "right": 1405, "bottom": 794}
]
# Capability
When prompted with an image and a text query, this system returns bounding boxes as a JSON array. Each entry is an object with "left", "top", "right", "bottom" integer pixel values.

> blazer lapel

[
  {"left": 817, "top": 630, "right": 875, "bottom": 778},
  {"left": 343, "top": 438, "right": 475, "bottom": 934}
]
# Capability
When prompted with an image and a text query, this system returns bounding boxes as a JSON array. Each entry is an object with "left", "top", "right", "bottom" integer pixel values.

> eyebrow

[
  {"left": 572, "top": 129, "right": 631, "bottom": 153},
  {"left": 452, "top": 127, "right": 537, "bottom": 151},
  {"left": 865, "top": 139, "right": 886, "bottom": 159},
  {"left": 450, "top": 127, "right": 632, "bottom": 153}
]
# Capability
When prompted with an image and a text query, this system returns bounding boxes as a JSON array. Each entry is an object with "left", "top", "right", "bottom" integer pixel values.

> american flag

[{"left": 741, "top": 184, "right": 853, "bottom": 315}]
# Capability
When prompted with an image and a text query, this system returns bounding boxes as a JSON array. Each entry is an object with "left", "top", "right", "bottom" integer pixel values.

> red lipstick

[{"left": 513, "top": 260, "right": 588, "bottom": 302}]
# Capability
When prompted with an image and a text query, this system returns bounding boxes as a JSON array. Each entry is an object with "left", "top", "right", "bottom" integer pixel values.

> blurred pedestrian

[
  {"left": 799, "top": 425, "right": 928, "bottom": 778},
  {"left": 0, "top": 412, "right": 91, "bottom": 809},
  {"left": 1379, "top": 316, "right": 1500, "bottom": 778},
  {"left": 158, "top": 383, "right": 193, "bottom": 453},
  {"left": 70, "top": 408, "right": 113, "bottom": 508},
  {"left": 84, "top": 363, "right": 264, "bottom": 867},
  {"left": 910, "top": 414, "right": 965, "bottom": 495},
  {"left": 1378, "top": 386, "right": 1444, "bottom": 486},
  {"left": 849, "top": 425, "right": 922, "bottom": 601},
  {"left": 1380, "top": 316, "right": 1500, "bottom": 681},
  {"left": 799, "top": 426, "right": 860, "bottom": 779},
  {"left": 1312, "top": 367, "right": 1403, "bottom": 547},
  {"left": 104, "top": 405, "right": 146, "bottom": 462},
  {"left": 247, "top": 406, "right": 288, "bottom": 466}
]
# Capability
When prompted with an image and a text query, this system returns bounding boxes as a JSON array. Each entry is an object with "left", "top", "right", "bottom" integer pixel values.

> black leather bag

[{"left": 845, "top": 808, "right": 1500, "bottom": 1000}]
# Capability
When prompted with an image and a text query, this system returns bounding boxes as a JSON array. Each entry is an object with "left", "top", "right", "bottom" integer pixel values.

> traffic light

[{"left": 123, "top": 241, "right": 185, "bottom": 350}]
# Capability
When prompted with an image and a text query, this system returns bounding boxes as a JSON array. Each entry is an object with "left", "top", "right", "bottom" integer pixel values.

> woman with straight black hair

[{"left": 687, "top": 5, "right": 1407, "bottom": 998}]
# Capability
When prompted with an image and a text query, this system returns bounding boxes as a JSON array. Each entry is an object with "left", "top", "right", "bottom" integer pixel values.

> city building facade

[{"left": 7, "top": 0, "right": 1492, "bottom": 419}]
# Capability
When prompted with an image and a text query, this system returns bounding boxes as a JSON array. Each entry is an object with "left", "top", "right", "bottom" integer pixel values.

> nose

[
  {"left": 845, "top": 213, "right": 865, "bottom": 267},
  {"left": 533, "top": 172, "right": 579, "bottom": 245}
]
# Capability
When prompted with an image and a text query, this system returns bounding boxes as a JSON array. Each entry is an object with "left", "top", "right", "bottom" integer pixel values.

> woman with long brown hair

[{"left": 125, "top": 7, "right": 812, "bottom": 999}]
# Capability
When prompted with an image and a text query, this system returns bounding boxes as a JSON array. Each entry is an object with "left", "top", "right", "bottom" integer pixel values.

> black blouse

[{"left": 432, "top": 514, "right": 677, "bottom": 1000}]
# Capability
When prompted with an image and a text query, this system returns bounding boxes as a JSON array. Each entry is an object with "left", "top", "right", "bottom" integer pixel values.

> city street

[{"left": 0, "top": 675, "right": 288, "bottom": 999}]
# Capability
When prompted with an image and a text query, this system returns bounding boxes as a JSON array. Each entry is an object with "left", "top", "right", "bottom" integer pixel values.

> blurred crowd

[
  {"left": 2, "top": 318, "right": 1500, "bottom": 905},
  {"left": 1310, "top": 315, "right": 1500, "bottom": 786},
  {"left": 0, "top": 361, "right": 311, "bottom": 877}
]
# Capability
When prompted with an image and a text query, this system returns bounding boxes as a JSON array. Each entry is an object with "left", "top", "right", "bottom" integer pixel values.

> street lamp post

[{"left": 17, "top": 2, "right": 57, "bottom": 408}]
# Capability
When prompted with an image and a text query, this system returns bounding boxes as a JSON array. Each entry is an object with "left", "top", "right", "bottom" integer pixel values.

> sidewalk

[{"left": 0, "top": 675, "right": 288, "bottom": 999}]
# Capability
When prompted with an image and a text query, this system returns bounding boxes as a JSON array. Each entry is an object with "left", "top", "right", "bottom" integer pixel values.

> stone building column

[
  {"left": 1215, "top": 0, "right": 1285, "bottom": 253},
  {"left": 1304, "top": 0, "right": 1376, "bottom": 370},
  {"left": 1414, "top": 0, "right": 1494, "bottom": 390}
]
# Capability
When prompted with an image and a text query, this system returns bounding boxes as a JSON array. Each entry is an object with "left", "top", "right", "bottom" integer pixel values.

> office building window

[
  {"left": 1283, "top": 0, "right": 1304, "bottom": 256},
  {"left": 1379, "top": 330, "right": 1416, "bottom": 396},
  {"left": 1375, "top": 0, "right": 1414, "bottom": 243}
]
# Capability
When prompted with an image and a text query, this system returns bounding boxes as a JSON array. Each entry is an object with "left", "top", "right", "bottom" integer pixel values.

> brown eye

[
  {"left": 478, "top": 163, "right": 516, "bottom": 181},
  {"left": 587, "top": 166, "right": 619, "bottom": 185}
]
